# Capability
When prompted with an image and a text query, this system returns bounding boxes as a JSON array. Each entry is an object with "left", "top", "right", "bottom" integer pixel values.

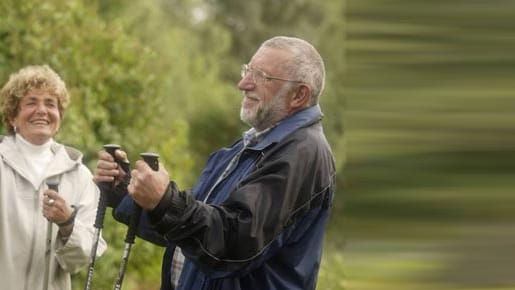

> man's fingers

[
  {"left": 94, "top": 174, "right": 115, "bottom": 183},
  {"left": 97, "top": 159, "right": 118, "bottom": 170},
  {"left": 98, "top": 150, "right": 114, "bottom": 161},
  {"left": 134, "top": 160, "right": 150, "bottom": 170},
  {"left": 93, "top": 164, "right": 117, "bottom": 182},
  {"left": 115, "top": 150, "right": 129, "bottom": 163}
]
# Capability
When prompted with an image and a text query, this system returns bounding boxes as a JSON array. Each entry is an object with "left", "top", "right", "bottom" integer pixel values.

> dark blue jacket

[{"left": 114, "top": 105, "right": 336, "bottom": 290}]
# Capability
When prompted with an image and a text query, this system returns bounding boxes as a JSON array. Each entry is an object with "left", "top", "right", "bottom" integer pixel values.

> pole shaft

[
  {"left": 43, "top": 180, "right": 59, "bottom": 290},
  {"left": 42, "top": 222, "right": 52, "bottom": 290},
  {"left": 84, "top": 144, "right": 120, "bottom": 290},
  {"left": 112, "top": 153, "right": 159, "bottom": 290}
]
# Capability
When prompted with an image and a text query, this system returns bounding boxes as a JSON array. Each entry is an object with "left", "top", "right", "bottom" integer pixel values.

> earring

[{"left": 13, "top": 126, "right": 17, "bottom": 133}]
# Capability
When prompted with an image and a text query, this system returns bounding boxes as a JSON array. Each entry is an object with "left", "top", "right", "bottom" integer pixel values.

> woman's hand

[{"left": 43, "top": 189, "right": 72, "bottom": 224}]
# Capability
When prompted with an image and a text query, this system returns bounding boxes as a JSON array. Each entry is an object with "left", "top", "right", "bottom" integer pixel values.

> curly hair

[{"left": 0, "top": 65, "right": 70, "bottom": 135}]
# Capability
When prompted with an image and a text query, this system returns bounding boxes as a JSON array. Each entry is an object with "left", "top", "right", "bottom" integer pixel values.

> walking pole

[
  {"left": 43, "top": 176, "right": 61, "bottom": 290},
  {"left": 84, "top": 144, "right": 121, "bottom": 290},
  {"left": 113, "top": 153, "right": 159, "bottom": 290}
]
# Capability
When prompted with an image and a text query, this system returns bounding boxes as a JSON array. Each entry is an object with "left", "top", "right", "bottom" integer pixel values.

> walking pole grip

[
  {"left": 95, "top": 144, "right": 120, "bottom": 228},
  {"left": 125, "top": 153, "right": 158, "bottom": 243},
  {"left": 113, "top": 152, "right": 159, "bottom": 290},
  {"left": 47, "top": 183, "right": 58, "bottom": 192},
  {"left": 141, "top": 152, "right": 159, "bottom": 171},
  {"left": 84, "top": 144, "right": 121, "bottom": 290}
]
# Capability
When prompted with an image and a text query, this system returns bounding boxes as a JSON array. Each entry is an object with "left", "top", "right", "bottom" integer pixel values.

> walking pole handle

[
  {"left": 124, "top": 153, "right": 159, "bottom": 244},
  {"left": 47, "top": 183, "right": 58, "bottom": 191},
  {"left": 140, "top": 152, "right": 159, "bottom": 171},
  {"left": 113, "top": 153, "right": 159, "bottom": 290},
  {"left": 95, "top": 144, "right": 120, "bottom": 228},
  {"left": 84, "top": 144, "right": 121, "bottom": 290}
]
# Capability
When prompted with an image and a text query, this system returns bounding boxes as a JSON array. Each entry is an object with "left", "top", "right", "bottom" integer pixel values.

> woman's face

[{"left": 10, "top": 88, "right": 61, "bottom": 145}]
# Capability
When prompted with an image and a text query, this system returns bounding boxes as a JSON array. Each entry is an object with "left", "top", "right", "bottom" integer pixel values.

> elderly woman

[{"left": 0, "top": 65, "right": 106, "bottom": 290}]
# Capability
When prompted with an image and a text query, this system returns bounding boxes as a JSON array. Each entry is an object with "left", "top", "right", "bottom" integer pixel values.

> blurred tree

[
  {"left": 95, "top": 0, "right": 243, "bottom": 181},
  {"left": 1, "top": 0, "right": 171, "bottom": 163}
]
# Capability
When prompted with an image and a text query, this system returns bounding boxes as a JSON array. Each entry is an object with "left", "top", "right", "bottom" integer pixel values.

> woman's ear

[{"left": 9, "top": 119, "right": 17, "bottom": 132}]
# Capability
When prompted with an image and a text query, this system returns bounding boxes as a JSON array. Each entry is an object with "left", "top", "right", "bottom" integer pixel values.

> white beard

[{"left": 240, "top": 90, "right": 290, "bottom": 130}]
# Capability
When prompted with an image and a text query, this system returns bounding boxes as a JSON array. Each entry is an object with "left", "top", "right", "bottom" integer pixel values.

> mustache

[{"left": 243, "top": 93, "right": 260, "bottom": 101}]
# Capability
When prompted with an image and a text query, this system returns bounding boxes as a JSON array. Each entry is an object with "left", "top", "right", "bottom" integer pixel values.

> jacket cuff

[
  {"left": 106, "top": 176, "right": 130, "bottom": 208},
  {"left": 148, "top": 181, "right": 182, "bottom": 224}
]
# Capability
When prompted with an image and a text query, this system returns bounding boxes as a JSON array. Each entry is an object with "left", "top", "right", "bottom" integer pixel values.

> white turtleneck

[{"left": 15, "top": 134, "right": 54, "bottom": 186}]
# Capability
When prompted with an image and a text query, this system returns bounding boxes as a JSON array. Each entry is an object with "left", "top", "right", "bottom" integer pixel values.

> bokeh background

[{"left": 1, "top": 0, "right": 514, "bottom": 289}]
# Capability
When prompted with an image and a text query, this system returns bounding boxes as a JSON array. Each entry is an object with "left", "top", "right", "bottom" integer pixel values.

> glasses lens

[
  {"left": 241, "top": 64, "right": 246, "bottom": 78},
  {"left": 241, "top": 64, "right": 257, "bottom": 83}
]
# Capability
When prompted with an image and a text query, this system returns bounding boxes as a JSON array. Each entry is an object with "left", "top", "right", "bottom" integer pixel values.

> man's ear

[{"left": 290, "top": 84, "right": 311, "bottom": 110}]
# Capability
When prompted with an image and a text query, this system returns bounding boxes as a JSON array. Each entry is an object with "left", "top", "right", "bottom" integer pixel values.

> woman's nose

[{"left": 35, "top": 103, "right": 47, "bottom": 113}]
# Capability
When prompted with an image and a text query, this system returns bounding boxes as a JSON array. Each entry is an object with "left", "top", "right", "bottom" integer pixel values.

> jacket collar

[
  {"left": 0, "top": 135, "right": 81, "bottom": 189},
  {"left": 247, "top": 104, "right": 323, "bottom": 150}
]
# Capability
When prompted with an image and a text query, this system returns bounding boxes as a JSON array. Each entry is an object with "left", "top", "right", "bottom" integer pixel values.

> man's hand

[
  {"left": 94, "top": 149, "right": 129, "bottom": 185},
  {"left": 128, "top": 160, "right": 170, "bottom": 210}
]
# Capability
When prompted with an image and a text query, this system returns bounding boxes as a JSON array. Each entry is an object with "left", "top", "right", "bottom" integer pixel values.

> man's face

[{"left": 238, "top": 47, "right": 296, "bottom": 131}]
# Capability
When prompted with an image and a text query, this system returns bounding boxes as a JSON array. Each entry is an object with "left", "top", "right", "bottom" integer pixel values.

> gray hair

[{"left": 261, "top": 36, "right": 326, "bottom": 105}]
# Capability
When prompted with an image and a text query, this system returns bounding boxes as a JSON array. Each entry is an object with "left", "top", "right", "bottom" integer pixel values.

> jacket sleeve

[
  {"left": 148, "top": 137, "right": 335, "bottom": 275},
  {"left": 54, "top": 165, "right": 107, "bottom": 273},
  {"left": 113, "top": 193, "right": 170, "bottom": 247}
]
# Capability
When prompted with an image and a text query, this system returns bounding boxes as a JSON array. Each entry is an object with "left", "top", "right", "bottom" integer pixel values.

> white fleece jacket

[{"left": 0, "top": 135, "right": 107, "bottom": 290}]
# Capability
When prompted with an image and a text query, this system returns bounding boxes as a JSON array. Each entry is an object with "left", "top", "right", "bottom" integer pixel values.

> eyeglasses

[{"left": 241, "top": 64, "right": 303, "bottom": 84}]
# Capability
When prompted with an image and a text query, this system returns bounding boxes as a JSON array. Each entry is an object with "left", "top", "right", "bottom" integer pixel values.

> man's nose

[{"left": 237, "top": 74, "right": 256, "bottom": 91}]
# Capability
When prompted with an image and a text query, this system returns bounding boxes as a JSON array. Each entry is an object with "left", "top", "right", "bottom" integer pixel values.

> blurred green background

[{"left": 1, "top": 0, "right": 514, "bottom": 289}]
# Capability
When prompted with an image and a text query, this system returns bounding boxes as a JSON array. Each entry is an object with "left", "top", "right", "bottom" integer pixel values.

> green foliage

[
  {"left": 0, "top": 0, "right": 194, "bottom": 288},
  {"left": 0, "top": 0, "right": 162, "bottom": 161},
  {"left": 95, "top": 0, "right": 241, "bottom": 178}
]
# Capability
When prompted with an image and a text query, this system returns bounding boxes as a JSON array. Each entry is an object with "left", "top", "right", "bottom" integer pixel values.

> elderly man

[{"left": 95, "top": 36, "right": 335, "bottom": 290}]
